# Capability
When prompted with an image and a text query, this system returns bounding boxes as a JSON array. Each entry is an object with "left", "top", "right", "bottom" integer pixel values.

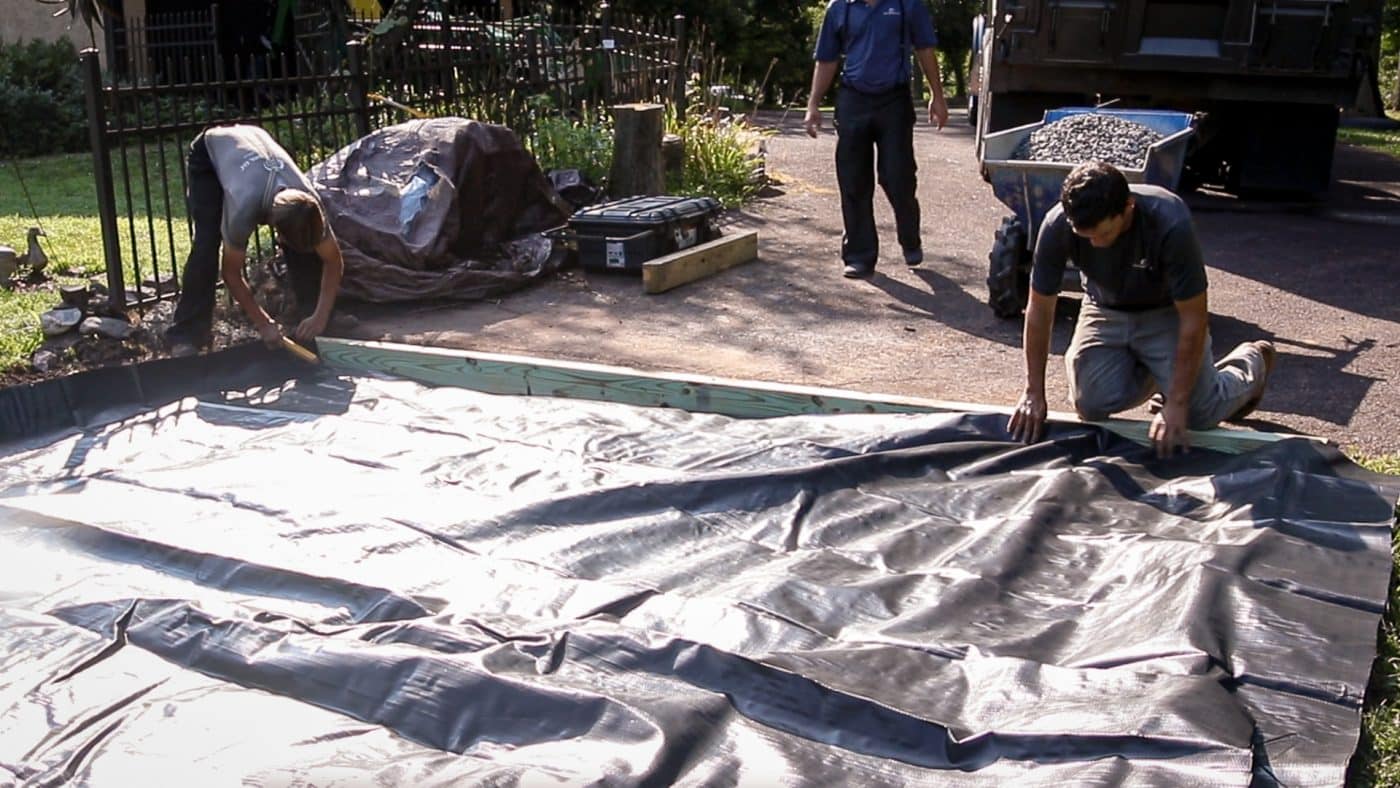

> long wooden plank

[
  {"left": 317, "top": 338, "right": 1310, "bottom": 454},
  {"left": 642, "top": 230, "right": 760, "bottom": 294}
]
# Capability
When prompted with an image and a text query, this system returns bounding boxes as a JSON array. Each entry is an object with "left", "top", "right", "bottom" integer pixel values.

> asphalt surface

[{"left": 346, "top": 109, "right": 1400, "bottom": 456}]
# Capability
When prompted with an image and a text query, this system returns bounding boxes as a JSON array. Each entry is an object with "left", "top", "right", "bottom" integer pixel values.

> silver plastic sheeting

[
  {"left": 0, "top": 369, "right": 1394, "bottom": 787},
  {"left": 307, "top": 117, "right": 570, "bottom": 303}
]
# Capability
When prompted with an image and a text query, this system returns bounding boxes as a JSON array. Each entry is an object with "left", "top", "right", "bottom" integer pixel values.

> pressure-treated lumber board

[
  {"left": 642, "top": 230, "right": 760, "bottom": 294},
  {"left": 318, "top": 338, "right": 1308, "bottom": 454}
]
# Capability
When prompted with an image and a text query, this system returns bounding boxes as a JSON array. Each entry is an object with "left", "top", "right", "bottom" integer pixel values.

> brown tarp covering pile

[{"left": 308, "top": 117, "right": 570, "bottom": 302}]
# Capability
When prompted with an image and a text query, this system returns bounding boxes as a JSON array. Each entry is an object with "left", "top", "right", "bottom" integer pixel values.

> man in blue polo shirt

[
  {"left": 804, "top": 0, "right": 949, "bottom": 278},
  {"left": 1008, "top": 162, "right": 1276, "bottom": 456}
]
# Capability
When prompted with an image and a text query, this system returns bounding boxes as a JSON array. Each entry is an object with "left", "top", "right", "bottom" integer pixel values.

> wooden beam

[
  {"left": 642, "top": 230, "right": 759, "bottom": 294},
  {"left": 316, "top": 338, "right": 1311, "bottom": 455}
]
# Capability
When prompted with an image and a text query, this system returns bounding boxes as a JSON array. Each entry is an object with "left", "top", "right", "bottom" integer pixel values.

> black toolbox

[{"left": 567, "top": 196, "right": 722, "bottom": 272}]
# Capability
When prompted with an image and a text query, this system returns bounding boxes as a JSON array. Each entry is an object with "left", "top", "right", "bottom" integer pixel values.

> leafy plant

[
  {"left": 666, "top": 102, "right": 772, "bottom": 208},
  {"left": 0, "top": 38, "right": 87, "bottom": 158},
  {"left": 524, "top": 95, "right": 614, "bottom": 185}
]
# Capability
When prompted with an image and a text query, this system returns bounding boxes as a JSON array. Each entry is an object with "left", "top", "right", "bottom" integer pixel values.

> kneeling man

[{"left": 1009, "top": 161, "right": 1275, "bottom": 455}]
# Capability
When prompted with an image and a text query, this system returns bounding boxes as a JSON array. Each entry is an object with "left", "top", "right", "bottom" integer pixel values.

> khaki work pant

[{"left": 1066, "top": 301, "right": 1267, "bottom": 429}]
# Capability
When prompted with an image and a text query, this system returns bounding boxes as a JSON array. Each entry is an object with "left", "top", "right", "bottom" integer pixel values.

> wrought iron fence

[
  {"left": 82, "top": 5, "right": 688, "bottom": 308},
  {"left": 104, "top": 7, "right": 221, "bottom": 86}
]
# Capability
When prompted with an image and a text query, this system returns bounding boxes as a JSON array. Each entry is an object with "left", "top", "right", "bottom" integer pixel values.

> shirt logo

[
  {"left": 1132, "top": 257, "right": 1151, "bottom": 270},
  {"left": 883, "top": 7, "right": 901, "bottom": 14}
]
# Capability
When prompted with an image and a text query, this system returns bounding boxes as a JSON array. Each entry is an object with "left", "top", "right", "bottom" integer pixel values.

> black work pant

[
  {"left": 169, "top": 131, "right": 323, "bottom": 344},
  {"left": 834, "top": 85, "right": 921, "bottom": 268}
]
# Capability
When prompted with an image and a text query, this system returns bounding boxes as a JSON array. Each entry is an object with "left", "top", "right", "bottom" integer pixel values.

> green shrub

[
  {"left": 524, "top": 96, "right": 614, "bottom": 185},
  {"left": 667, "top": 105, "right": 772, "bottom": 208},
  {"left": 0, "top": 38, "right": 87, "bottom": 158}
]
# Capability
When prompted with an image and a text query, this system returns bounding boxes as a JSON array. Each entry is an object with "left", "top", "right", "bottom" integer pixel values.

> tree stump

[{"left": 609, "top": 103, "right": 665, "bottom": 198}]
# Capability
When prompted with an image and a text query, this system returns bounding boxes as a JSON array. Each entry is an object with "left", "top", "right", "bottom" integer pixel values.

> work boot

[
  {"left": 169, "top": 340, "right": 199, "bottom": 358},
  {"left": 166, "top": 329, "right": 209, "bottom": 359},
  {"left": 842, "top": 262, "right": 875, "bottom": 279},
  {"left": 1226, "top": 340, "right": 1277, "bottom": 423}
]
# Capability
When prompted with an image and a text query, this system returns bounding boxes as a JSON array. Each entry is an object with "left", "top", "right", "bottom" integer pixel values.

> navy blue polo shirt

[{"left": 814, "top": 0, "right": 938, "bottom": 94}]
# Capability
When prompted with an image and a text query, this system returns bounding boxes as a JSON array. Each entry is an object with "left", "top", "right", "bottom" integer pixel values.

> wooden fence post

[
  {"left": 609, "top": 102, "right": 665, "bottom": 197},
  {"left": 600, "top": 3, "right": 614, "bottom": 104},
  {"left": 672, "top": 14, "right": 687, "bottom": 123}
]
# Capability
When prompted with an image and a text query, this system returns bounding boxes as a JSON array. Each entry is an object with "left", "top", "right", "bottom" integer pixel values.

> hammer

[{"left": 281, "top": 336, "right": 319, "bottom": 364}]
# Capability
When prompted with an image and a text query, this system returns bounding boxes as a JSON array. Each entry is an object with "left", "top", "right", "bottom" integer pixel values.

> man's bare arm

[
  {"left": 1009, "top": 289, "right": 1057, "bottom": 442},
  {"left": 293, "top": 236, "right": 345, "bottom": 342},
  {"left": 804, "top": 61, "right": 840, "bottom": 137},
  {"left": 1151, "top": 291, "right": 1209, "bottom": 455},
  {"left": 913, "top": 48, "right": 948, "bottom": 129}
]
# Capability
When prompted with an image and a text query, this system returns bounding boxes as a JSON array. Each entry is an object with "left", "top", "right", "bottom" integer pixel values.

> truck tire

[{"left": 987, "top": 216, "right": 1031, "bottom": 319}]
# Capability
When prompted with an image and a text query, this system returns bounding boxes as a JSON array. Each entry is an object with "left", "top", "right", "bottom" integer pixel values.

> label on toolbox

[
  {"left": 606, "top": 241, "right": 626, "bottom": 269},
  {"left": 673, "top": 224, "right": 699, "bottom": 250}
]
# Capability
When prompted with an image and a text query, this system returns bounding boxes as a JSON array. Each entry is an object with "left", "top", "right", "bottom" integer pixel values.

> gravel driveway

[{"left": 349, "top": 109, "right": 1400, "bottom": 456}]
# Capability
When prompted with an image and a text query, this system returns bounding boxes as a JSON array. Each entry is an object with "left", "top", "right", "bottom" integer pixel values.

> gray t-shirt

[
  {"left": 203, "top": 125, "right": 325, "bottom": 252},
  {"left": 1031, "top": 185, "right": 1208, "bottom": 310}
]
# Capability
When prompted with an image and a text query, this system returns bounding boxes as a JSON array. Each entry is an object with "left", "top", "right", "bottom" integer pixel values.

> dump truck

[{"left": 968, "top": 0, "right": 1383, "bottom": 195}]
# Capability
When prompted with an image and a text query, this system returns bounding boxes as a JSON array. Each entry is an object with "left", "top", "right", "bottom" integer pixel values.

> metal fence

[
  {"left": 104, "top": 7, "right": 220, "bottom": 86},
  {"left": 83, "top": 5, "right": 688, "bottom": 308}
]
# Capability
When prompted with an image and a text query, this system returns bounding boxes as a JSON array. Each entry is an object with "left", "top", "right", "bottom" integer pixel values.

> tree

[
  {"left": 928, "top": 0, "right": 980, "bottom": 99},
  {"left": 34, "top": 0, "right": 110, "bottom": 48},
  {"left": 553, "top": 0, "right": 821, "bottom": 105},
  {"left": 1386, "top": 0, "right": 1400, "bottom": 109}
]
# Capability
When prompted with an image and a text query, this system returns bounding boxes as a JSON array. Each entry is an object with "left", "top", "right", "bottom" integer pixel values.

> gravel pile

[{"left": 1012, "top": 113, "right": 1164, "bottom": 169}]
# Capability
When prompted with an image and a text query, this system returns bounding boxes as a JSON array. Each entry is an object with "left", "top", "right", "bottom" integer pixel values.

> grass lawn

[
  {"left": 0, "top": 153, "right": 105, "bottom": 367},
  {"left": 1354, "top": 453, "right": 1400, "bottom": 786},
  {"left": 1338, "top": 111, "right": 1400, "bottom": 159},
  {"left": 2, "top": 145, "right": 208, "bottom": 369}
]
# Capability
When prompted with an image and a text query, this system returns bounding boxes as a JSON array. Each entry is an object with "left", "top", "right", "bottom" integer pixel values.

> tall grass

[
  {"left": 524, "top": 96, "right": 613, "bottom": 185},
  {"left": 666, "top": 108, "right": 770, "bottom": 208},
  {"left": 1351, "top": 452, "right": 1400, "bottom": 786}
]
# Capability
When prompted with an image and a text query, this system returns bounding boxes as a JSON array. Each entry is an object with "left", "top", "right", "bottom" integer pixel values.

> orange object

[{"left": 281, "top": 337, "right": 319, "bottom": 364}]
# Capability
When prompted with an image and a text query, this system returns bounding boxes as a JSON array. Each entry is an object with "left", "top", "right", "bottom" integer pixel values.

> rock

[
  {"left": 0, "top": 247, "right": 16, "bottom": 286},
  {"left": 80, "top": 316, "right": 133, "bottom": 340},
  {"left": 42, "top": 331, "right": 83, "bottom": 352},
  {"left": 1012, "top": 113, "right": 1164, "bottom": 169},
  {"left": 87, "top": 295, "right": 123, "bottom": 317},
  {"left": 142, "top": 274, "right": 178, "bottom": 295},
  {"left": 30, "top": 349, "right": 60, "bottom": 372},
  {"left": 60, "top": 284, "right": 90, "bottom": 309},
  {"left": 40, "top": 308, "right": 83, "bottom": 336}
]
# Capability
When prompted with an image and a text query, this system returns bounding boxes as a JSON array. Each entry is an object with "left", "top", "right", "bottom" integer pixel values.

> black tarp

[
  {"left": 0, "top": 358, "right": 1395, "bottom": 786},
  {"left": 307, "top": 117, "right": 571, "bottom": 303}
]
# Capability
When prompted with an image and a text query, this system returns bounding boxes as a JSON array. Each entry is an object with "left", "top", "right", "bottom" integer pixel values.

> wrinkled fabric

[
  {"left": 0, "top": 365, "right": 1394, "bottom": 787},
  {"left": 308, "top": 118, "right": 570, "bottom": 302}
]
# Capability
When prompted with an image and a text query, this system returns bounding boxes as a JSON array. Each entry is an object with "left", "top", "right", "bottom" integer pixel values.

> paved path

[{"left": 348, "top": 109, "right": 1400, "bottom": 456}]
